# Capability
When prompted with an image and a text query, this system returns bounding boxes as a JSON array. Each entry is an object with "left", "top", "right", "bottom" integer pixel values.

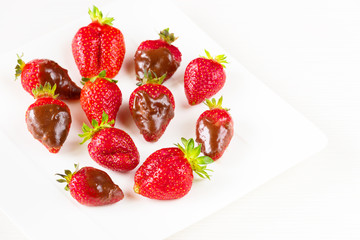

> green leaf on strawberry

[
  {"left": 175, "top": 137, "right": 214, "bottom": 180},
  {"left": 56, "top": 163, "right": 79, "bottom": 191},
  {"left": 159, "top": 28, "right": 178, "bottom": 45},
  {"left": 32, "top": 82, "right": 59, "bottom": 99},
  {"left": 81, "top": 70, "right": 118, "bottom": 85},
  {"left": 15, "top": 53, "right": 25, "bottom": 80},
  {"left": 79, "top": 111, "right": 115, "bottom": 144},
  {"left": 200, "top": 49, "right": 229, "bottom": 68},
  {"left": 204, "top": 96, "right": 230, "bottom": 111},
  {"left": 88, "top": 5, "right": 114, "bottom": 26},
  {"left": 136, "top": 70, "right": 166, "bottom": 86}
]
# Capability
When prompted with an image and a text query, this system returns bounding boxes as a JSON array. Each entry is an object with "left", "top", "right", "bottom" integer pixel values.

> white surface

[
  {"left": 0, "top": 0, "right": 358, "bottom": 240},
  {"left": 0, "top": 0, "right": 326, "bottom": 239}
]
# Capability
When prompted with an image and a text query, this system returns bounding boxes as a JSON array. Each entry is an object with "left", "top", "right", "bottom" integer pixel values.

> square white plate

[{"left": 0, "top": 1, "right": 327, "bottom": 239}]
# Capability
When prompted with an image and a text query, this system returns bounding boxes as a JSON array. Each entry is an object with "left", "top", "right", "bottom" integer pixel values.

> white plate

[{"left": 0, "top": 1, "right": 327, "bottom": 239}]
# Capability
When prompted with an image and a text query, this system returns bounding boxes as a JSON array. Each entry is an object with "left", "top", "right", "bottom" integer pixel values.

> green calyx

[
  {"left": 32, "top": 82, "right": 58, "bottom": 99},
  {"left": 81, "top": 70, "right": 118, "bottom": 85},
  {"left": 175, "top": 138, "right": 214, "bottom": 180},
  {"left": 136, "top": 70, "right": 166, "bottom": 86},
  {"left": 88, "top": 5, "right": 114, "bottom": 26},
  {"left": 200, "top": 49, "right": 228, "bottom": 68},
  {"left": 204, "top": 96, "right": 230, "bottom": 111},
  {"left": 56, "top": 164, "right": 79, "bottom": 191},
  {"left": 15, "top": 53, "right": 25, "bottom": 80},
  {"left": 159, "top": 28, "right": 178, "bottom": 45},
  {"left": 78, "top": 111, "right": 114, "bottom": 144}
]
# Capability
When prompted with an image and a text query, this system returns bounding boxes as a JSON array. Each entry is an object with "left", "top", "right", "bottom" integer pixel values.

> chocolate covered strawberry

[
  {"left": 56, "top": 164, "right": 124, "bottom": 206},
  {"left": 79, "top": 112, "right": 140, "bottom": 172},
  {"left": 25, "top": 83, "right": 71, "bottom": 153},
  {"left": 72, "top": 6, "right": 125, "bottom": 78},
  {"left": 129, "top": 71, "right": 175, "bottom": 142},
  {"left": 134, "top": 28, "right": 181, "bottom": 82},
  {"left": 134, "top": 138, "right": 213, "bottom": 200},
  {"left": 15, "top": 54, "right": 81, "bottom": 99},
  {"left": 196, "top": 97, "right": 234, "bottom": 160},
  {"left": 184, "top": 50, "right": 228, "bottom": 105},
  {"left": 80, "top": 70, "right": 122, "bottom": 126}
]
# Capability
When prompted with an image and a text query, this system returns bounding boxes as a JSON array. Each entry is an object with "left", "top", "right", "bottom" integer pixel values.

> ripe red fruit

[
  {"left": 134, "top": 28, "right": 181, "bottom": 82},
  {"left": 196, "top": 97, "right": 234, "bottom": 160},
  {"left": 15, "top": 54, "right": 81, "bottom": 100},
  {"left": 72, "top": 6, "right": 125, "bottom": 78},
  {"left": 129, "top": 72, "right": 175, "bottom": 142},
  {"left": 134, "top": 138, "right": 213, "bottom": 200},
  {"left": 79, "top": 112, "right": 140, "bottom": 172},
  {"left": 56, "top": 164, "right": 124, "bottom": 206},
  {"left": 25, "top": 83, "right": 71, "bottom": 153},
  {"left": 184, "top": 50, "right": 228, "bottom": 105},
  {"left": 80, "top": 70, "right": 122, "bottom": 126}
]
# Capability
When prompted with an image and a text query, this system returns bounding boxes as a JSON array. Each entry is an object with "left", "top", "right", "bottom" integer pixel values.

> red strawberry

[
  {"left": 72, "top": 6, "right": 125, "bottom": 78},
  {"left": 56, "top": 164, "right": 124, "bottom": 206},
  {"left": 129, "top": 72, "right": 175, "bottom": 142},
  {"left": 196, "top": 97, "right": 234, "bottom": 160},
  {"left": 134, "top": 28, "right": 181, "bottom": 82},
  {"left": 80, "top": 70, "right": 122, "bottom": 126},
  {"left": 15, "top": 54, "right": 81, "bottom": 100},
  {"left": 134, "top": 138, "right": 213, "bottom": 200},
  {"left": 25, "top": 83, "right": 71, "bottom": 153},
  {"left": 79, "top": 112, "right": 140, "bottom": 172},
  {"left": 184, "top": 50, "right": 228, "bottom": 105}
]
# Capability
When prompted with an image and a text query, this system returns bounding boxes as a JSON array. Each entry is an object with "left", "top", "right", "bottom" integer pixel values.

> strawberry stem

[
  {"left": 56, "top": 164, "right": 79, "bottom": 191},
  {"left": 15, "top": 53, "right": 25, "bottom": 80},
  {"left": 88, "top": 5, "right": 114, "bottom": 26},
  {"left": 204, "top": 96, "right": 230, "bottom": 111},
  {"left": 78, "top": 111, "right": 114, "bottom": 144},
  {"left": 81, "top": 70, "right": 118, "bottom": 85},
  {"left": 136, "top": 70, "right": 166, "bottom": 86},
  {"left": 159, "top": 28, "right": 178, "bottom": 45},
  {"left": 200, "top": 49, "right": 228, "bottom": 68},
  {"left": 32, "top": 82, "right": 58, "bottom": 99},
  {"left": 175, "top": 138, "right": 214, "bottom": 180}
]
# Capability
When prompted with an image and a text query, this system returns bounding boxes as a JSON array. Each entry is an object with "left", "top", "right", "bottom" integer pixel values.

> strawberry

[
  {"left": 56, "top": 164, "right": 124, "bottom": 206},
  {"left": 134, "top": 138, "right": 213, "bottom": 200},
  {"left": 72, "top": 6, "right": 125, "bottom": 78},
  {"left": 134, "top": 28, "right": 181, "bottom": 82},
  {"left": 129, "top": 71, "right": 175, "bottom": 142},
  {"left": 80, "top": 70, "right": 122, "bottom": 126},
  {"left": 79, "top": 112, "right": 140, "bottom": 172},
  {"left": 15, "top": 54, "right": 81, "bottom": 100},
  {"left": 196, "top": 97, "right": 234, "bottom": 160},
  {"left": 184, "top": 50, "right": 228, "bottom": 105},
  {"left": 25, "top": 83, "right": 71, "bottom": 153}
]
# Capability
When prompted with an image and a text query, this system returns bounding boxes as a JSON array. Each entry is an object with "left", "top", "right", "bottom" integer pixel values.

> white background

[{"left": 0, "top": 0, "right": 359, "bottom": 239}]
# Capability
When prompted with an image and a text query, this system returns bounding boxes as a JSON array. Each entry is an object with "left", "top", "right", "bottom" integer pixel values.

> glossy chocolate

[
  {"left": 39, "top": 60, "right": 81, "bottom": 99},
  {"left": 26, "top": 103, "right": 71, "bottom": 149},
  {"left": 134, "top": 47, "right": 179, "bottom": 80},
  {"left": 85, "top": 167, "right": 124, "bottom": 200},
  {"left": 196, "top": 116, "right": 233, "bottom": 160},
  {"left": 132, "top": 91, "right": 174, "bottom": 141}
]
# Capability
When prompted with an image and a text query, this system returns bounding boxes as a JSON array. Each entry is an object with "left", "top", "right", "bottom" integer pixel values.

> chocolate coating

[
  {"left": 196, "top": 115, "right": 233, "bottom": 160},
  {"left": 39, "top": 60, "right": 81, "bottom": 99},
  {"left": 134, "top": 47, "right": 179, "bottom": 80},
  {"left": 26, "top": 103, "right": 71, "bottom": 149},
  {"left": 84, "top": 167, "right": 124, "bottom": 200},
  {"left": 69, "top": 167, "right": 124, "bottom": 206},
  {"left": 132, "top": 91, "right": 174, "bottom": 142}
]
